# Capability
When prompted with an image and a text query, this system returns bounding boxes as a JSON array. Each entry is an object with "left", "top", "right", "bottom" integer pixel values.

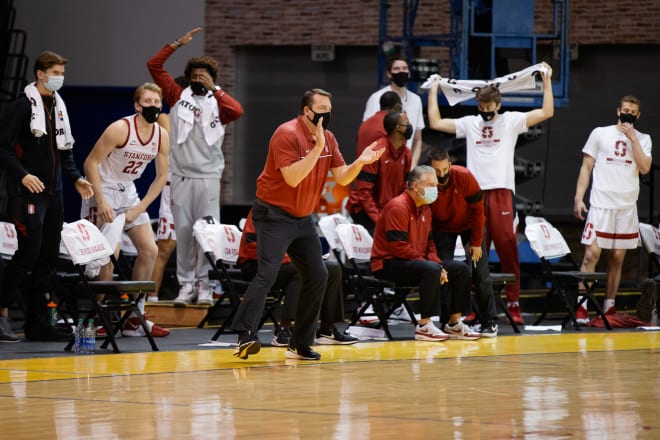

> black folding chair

[
  {"left": 60, "top": 217, "right": 158, "bottom": 353},
  {"left": 524, "top": 216, "right": 611, "bottom": 330},
  {"left": 192, "top": 218, "right": 283, "bottom": 341},
  {"left": 335, "top": 223, "right": 418, "bottom": 340}
]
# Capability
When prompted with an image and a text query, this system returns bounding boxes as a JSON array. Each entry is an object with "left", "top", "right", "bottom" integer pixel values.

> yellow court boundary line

[{"left": 0, "top": 332, "right": 658, "bottom": 384}]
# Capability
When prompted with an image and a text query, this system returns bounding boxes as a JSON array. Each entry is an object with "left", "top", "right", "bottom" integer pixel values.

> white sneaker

[
  {"left": 444, "top": 321, "right": 482, "bottom": 340},
  {"left": 174, "top": 283, "right": 196, "bottom": 306},
  {"left": 358, "top": 304, "right": 380, "bottom": 324},
  {"left": 389, "top": 304, "right": 412, "bottom": 322},
  {"left": 415, "top": 321, "right": 449, "bottom": 341},
  {"left": 196, "top": 280, "right": 214, "bottom": 306}
]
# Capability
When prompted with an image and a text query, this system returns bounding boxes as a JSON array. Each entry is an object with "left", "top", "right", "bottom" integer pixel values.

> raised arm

[
  {"left": 427, "top": 79, "right": 456, "bottom": 134},
  {"left": 331, "top": 140, "right": 384, "bottom": 186},
  {"left": 525, "top": 62, "right": 554, "bottom": 127}
]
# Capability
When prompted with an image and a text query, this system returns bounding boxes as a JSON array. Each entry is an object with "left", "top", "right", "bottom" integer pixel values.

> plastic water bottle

[
  {"left": 74, "top": 318, "right": 84, "bottom": 354},
  {"left": 46, "top": 299, "right": 58, "bottom": 327},
  {"left": 84, "top": 319, "right": 96, "bottom": 354}
]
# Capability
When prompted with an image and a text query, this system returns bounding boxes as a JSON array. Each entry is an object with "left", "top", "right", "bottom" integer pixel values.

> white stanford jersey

[
  {"left": 98, "top": 114, "right": 161, "bottom": 183},
  {"left": 583, "top": 125, "right": 652, "bottom": 209},
  {"left": 455, "top": 112, "right": 527, "bottom": 192}
]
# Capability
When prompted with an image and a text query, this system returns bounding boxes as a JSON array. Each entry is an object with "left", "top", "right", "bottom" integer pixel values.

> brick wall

[{"left": 204, "top": 0, "right": 660, "bottom": 203}]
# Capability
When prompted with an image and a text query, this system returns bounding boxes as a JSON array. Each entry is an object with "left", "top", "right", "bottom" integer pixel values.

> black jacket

[{"left": 0, "top": 93, "right": 82, "bottom": 196}]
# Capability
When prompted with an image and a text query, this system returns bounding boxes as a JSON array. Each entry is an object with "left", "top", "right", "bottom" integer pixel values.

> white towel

[
  {"left": 174, "top": 86, "right": 224, "bottom": 146},
  {"left": 24, "top": 82, "right": 75, "bottom": 150},
  {"left": 420, "top": 63, "right": 549, "bottom": 106}
]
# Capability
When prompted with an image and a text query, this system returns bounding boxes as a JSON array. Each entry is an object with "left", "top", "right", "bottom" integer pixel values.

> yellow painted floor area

[{"left": 1, "top": 331, "right": 658, "bottom": 383}]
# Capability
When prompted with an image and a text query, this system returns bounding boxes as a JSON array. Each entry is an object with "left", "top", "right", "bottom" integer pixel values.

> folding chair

[
  {"left": 638, "top": 223, "right": 660, "bottom": 321},
  {"left": 192, "top": 218, "right": 284, "bottom": 341},
  {"left": 524, "top": 216, "right": 611, "bottom": 330},
  {"left": 60, "top": 216, "right": 159, "bottom": 353},
  {"left": 335, "top": 223, "right": 418, "bottom": 340},
  {"left": 317, "top": 213, "right": 357, "bottom": 302},
  {"left": 454, "top": 236, "right": 521, "bottom": 333}
]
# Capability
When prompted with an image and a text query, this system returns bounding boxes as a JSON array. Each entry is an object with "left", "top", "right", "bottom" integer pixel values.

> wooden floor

[{"left": 1, "top": 331, "right": 659, "bottom": 439}]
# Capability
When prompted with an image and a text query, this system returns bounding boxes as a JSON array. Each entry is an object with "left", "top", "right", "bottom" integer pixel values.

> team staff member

[
  {"left": 232, "top": 88, "right": 383, "bottom": 361},
  {"left": 426, "top": 146, "right": 498, "bottom": 337},
  {"left": 371, "top": 166, "right": 480, "bottom": 341},
  {"left": 355, "top": 91, "right": 401, "bottom": 157},
  {"left": 347, "top": 110, "right": 412, "bottom": 234}
]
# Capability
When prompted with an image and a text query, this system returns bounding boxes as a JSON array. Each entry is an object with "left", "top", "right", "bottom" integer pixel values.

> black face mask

[
  {"left": 140, "top": 106, "right": 161, "bottom": 124},
  {"left": 190, "top": 82, "right": 208, "bottom": 96},
  {"left": 437, "top": 173, "right": 450, "bottom": 185},
  {"left": 308, "top": 110, "right": 331, "bottom": 130},
  {"left": 401, "top": 125, "right": 413, "bottom": 140},
  {"left": 619, "top": 112, "right": 637, "bottom": 124},
  {"left": 391, "top": 71, "right": 409, "bottom": 88},
  {"left": 479, "top": 110, "right": 496, "bottom": 122}
]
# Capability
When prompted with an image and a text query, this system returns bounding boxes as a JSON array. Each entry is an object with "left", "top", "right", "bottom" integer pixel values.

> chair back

[
  {"left": 524, "top": 216, "right": 571, "bottom": 260},
  {"left": 639, "top": 222, "right": 660, "bottom": 271},
  {"left": 0, "top": 221, "right": 18, "bottom": 260},
  {"left": 193, "top": 219, "right": 241, "bottom": 264},
  {"left": 335, "top": 223, "right": 373, "bottom": 263},
  {"left": 317, "top": 213, "right": 351, "bottom": 251},
  {"left": 61, "top": 219, "right": 115, "bottom": 266}
]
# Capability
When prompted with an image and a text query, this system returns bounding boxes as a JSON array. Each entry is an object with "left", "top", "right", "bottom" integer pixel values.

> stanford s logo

[
  {"left": 351, "top": 225, "right": 362, "bottom": 242},
  {"left": 482, "top": 126, "right": 493, "bottom": 139},
  {"left": 582, "top": 222, "right": 594, "bottom": 241},
  {"left": 77, "top": 223, "right": 91, "bottom": 242},
  {"left": 614, "top": 140, "right": 627, "bottom": 157},
  {"left": 224, "top": 226, "right": 236, "bottom": 243}
]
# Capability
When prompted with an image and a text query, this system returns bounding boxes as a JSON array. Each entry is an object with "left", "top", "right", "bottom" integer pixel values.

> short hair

[
  {"left": 33, "top": 51, "right": 68, "bottom": 77},
  {"left": 383, "top": 110, "right": 406, "bottom": 135},
  {"left": 424, "top": 146, "right": 450, "bottom": 164},
  {"left": 619, "top": 95, "right": 640, "bottom": 110},
  {"left": 299, "top": 88, "right": 332, "bottom": 114},
  {"left": 475, "top": 85, "right": 502, "bottom": 104},
  {"left": 388, "top": 57, "right": 408, "bottom": 71},
  {"left": 407, "top": 165, "right": 435, "bottom": 189},
  {"left": 133, "top": 82, "right": 163, "bottom": 103},
  {"left": 184, "top": 56, "right": 219, "bottom": 82},
  {"left": 379, "top": 91, "right": 402, "bottom": 111}
]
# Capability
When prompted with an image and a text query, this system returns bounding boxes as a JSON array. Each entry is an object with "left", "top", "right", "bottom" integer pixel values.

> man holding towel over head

[
  {"left": 147, "top": 27, "right": 244, "bottom": 307},
  {"left": 0, "top": 51, "right": 93, "bottom": 342}
]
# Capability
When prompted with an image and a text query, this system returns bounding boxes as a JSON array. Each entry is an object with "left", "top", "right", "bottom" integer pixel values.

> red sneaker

[
  {"left": 122, "top": 317, "right": 170, "bottom": 337},
  {"left": 604, "top": 306, "right": 616, "bottom": 316},
  {"left": 464, "top": 311, "right": 477, "bottom": 324},
  {"left": 575, "top": 306, "right": 589, "bottom": 324},
  {"left": 507, "top": 304, "right": 524, "bottom": 325}
]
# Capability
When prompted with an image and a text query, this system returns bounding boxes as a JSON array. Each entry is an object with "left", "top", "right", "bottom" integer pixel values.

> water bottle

[
  {"left": 46, "top": 299, "right": 58, "bottom": 327},
  {"left": 84, "top": 319, "right": 96, "bottom": 354},
  {"left": 74, "top": 318, "right": 84, "bottom": 354}
]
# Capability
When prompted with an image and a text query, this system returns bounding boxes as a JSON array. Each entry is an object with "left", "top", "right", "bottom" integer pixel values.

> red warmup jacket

[
  {"left": 430, "top": 165, "right": 485, "bottom": 248},
  {"left": 371, "top": 192, "right": 440, "bottom": 273}
]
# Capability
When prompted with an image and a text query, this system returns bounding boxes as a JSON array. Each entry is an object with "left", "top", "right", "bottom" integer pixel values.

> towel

[
  {"left": 174, "top": 86, "right": 225, "bottom": 146},
  {"left": 420, "top": 63, "right": 549, "bottom": 106},
  {"left": 24, "top": 82, "right": 75, "bottom": 150}
]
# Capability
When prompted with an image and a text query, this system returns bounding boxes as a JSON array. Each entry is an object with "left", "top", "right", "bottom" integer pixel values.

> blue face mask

[
  {"left": 44, "top": 75, "right": 64, "bottom": 92},
  {"left": 420, "top": 185, "right": 438, "bottom": 204}
]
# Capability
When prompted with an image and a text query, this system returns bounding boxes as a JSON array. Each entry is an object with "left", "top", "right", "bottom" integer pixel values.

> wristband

[{"left": 172, "top": 39, "right": 182, "bottom": 47}]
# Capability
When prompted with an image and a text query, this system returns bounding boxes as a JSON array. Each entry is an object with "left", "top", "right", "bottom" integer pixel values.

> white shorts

[
  {"left": 81, "top": 181, "right": 150, "bottom": 231},
  {"left": 156, "top": 182, "right": 176, "bottom": 241},
  {"left": 581, "top": 205, "right": 640, "bottom": 249}
]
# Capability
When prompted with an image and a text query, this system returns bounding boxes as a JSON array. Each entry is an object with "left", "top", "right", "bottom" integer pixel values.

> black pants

[
  {"left": 232, "top": 201, "right": 327, "bottom": 346},
  {"left": 374, "top": 258, "right": 470, "bottom": 320},
  {"left": 1, "top": 192, "right": 63, "bottom": 326},
  {"left": 241, "top": 259, "right": 344, "bottom": 330},
  {"left": 433, "top": 230, "right": 497, "bottom": 323}
]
